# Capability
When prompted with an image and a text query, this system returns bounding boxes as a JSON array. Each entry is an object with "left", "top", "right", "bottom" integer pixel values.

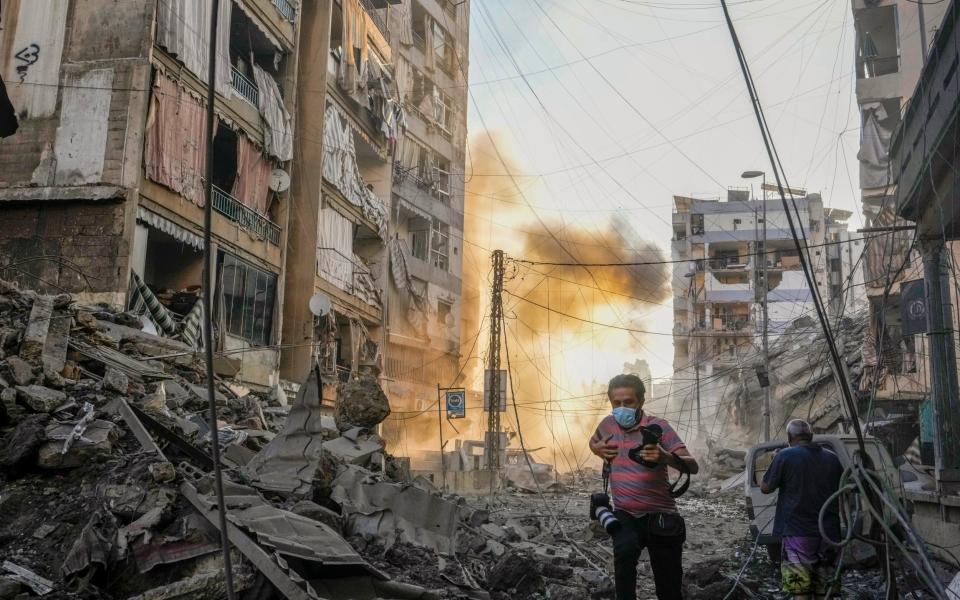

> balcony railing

[
  {"left": 231, "top": 66, "right": 259, "bottom": 106},
  {"left": 857, "top": 55, "right": 900, "bottom": 79},
  {"left": 272, "top": 0, "right": 296, "bottom": 22},
  {"left": 359, "top": 0, "right": 388, "bottom": 40},
  {"left": 212, "top": 186, "right": 281, "bottom": 245}
]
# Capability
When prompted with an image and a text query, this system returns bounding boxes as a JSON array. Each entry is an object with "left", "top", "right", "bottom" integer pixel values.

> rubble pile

[{"left": 0, "top": 281, "right": 624, "bottom": 600}]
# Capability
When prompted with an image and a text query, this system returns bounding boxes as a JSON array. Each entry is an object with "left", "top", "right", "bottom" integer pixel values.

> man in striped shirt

[{"left": 590, "top": 374, "right": 699, "bottom": 600}]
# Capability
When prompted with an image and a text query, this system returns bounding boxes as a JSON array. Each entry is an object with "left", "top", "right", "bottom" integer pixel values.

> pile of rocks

[{"left": 0, "top": 280, "right": 618, "bottom": 600}]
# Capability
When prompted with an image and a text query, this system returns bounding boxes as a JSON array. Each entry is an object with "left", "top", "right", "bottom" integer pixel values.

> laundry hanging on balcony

[
  {"left": 321, "top": 103, "right": 388, "bottom": 236},
  {"left": 338, "top": 0, "right": 369, "bottom": 101},
  {"left": 155, "top": 0, "right": 232, "bottom": 97},
  {"left": 388, "top": 0, "right": 414, "bottom": 47},
  {"left": 144, "top": 74, "right": 208, "bottom": 207},
  {"left": 858, "top": 101, "right": 894, "bottom": 189},
  {"left": 252, "top": 65, "right": 293, "bottom": 161},
  {"left": 388, "top": 239, "right": 428, "bottom": 336}
]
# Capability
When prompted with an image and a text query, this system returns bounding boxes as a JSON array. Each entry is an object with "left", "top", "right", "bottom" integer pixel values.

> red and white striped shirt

[{"left": 591, "top": 412, "right": 687, "bottom": 516}]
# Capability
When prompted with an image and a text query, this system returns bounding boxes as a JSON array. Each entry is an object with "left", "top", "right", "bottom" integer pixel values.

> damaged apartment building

[
  {"left": 857, "top": 0, "right": 960, "bottom": 556},
  {"left": 0, "top": 0, "right": 471, "bottom": 416},
  {"left": 670, "top": 187, "right": 865, "bottom": 426},
  {"left": 0, "top": 0, "right": 298, "bottom": 387}
]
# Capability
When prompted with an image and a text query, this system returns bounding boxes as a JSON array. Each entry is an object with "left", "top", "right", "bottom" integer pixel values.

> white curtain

[
  {"left": 858, "top": 102, "right": 894, "bottom": 189},
  {"left": 156, "top": 0, "right": 232, "bottom": 97},
  {"left": 318, "top": 206, "right": 354, "bottom": 292},
  {"left": 252, "top": 64, "right": 293, "bottom": 161}
]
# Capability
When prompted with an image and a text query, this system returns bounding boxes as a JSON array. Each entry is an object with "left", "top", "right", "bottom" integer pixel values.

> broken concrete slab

[
  {"left": 0, "top": 414, "right": 48, "bottom": 473},
  {"left": 15, "top": 384, "right": 66, "bottom": 412},
  {"left": 19, "top": 295, "right": 54, "bottom": 364},
  {"left": 322, "top": 427, "right": 384, "bottom": 466},
  {"left": 334, "top": 374, "right": 391, "bottom": 430},
  {"left": 4, "top": 356, "right": 34, "bottom": 386},
  {"left": 41, "top": 308, "right": 69, "bottom": 379},
  {"left": 38, "top": 419, "right": 117, "bottom": 468},
  {"left": 290, "top": 500, "right": 342, "bottom": 533},
  {"left": 331, "top": 465, "right": 459, "bottom": 555},
  {"left": 102, "top": 367, "right": 129, "bottom": 394},
  {"left": 241, "top": 369, "right": 330, "bottom": 496},
  {"left": 1, "top": 561, "right": 53, "bottom": 596}
]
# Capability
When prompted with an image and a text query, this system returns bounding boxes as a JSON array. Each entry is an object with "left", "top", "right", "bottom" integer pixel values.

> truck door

[{"left": 745, "top": 442, "right": 785, "bottom": 544}]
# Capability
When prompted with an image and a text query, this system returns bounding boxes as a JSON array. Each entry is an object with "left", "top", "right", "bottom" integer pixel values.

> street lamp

[{"left": 742, "top": 170, "right": 771, "bottom": 441}]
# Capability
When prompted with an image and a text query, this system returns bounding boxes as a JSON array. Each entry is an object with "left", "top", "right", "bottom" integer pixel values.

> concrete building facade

[
  {"left": 671, "top": 189, "right": 831, "bottom": 382},
  {"left": 0, "top": 0, "right": 470, "bottom": 416}
]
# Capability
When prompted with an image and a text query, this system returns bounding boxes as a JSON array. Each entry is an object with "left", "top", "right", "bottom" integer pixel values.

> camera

[
  {"left": 627, "top": 424, "right": 663, "bottom": 468},
  {"left": 590, "top": 492, "right": 621, "bottom": 533}
]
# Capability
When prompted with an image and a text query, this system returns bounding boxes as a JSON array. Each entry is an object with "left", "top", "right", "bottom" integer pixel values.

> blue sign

[{"left": 446, "top": 389, "right": 466, "bottom": 419}]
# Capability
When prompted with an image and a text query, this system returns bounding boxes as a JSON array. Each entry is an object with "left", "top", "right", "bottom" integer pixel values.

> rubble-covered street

[{"left": 0, "top": 282, "right": 892, "bottom": 599}]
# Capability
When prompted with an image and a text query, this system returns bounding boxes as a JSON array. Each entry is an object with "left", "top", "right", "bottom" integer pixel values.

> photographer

[{"left": 589, "top": 374, "right": 699, "bottom": 600}]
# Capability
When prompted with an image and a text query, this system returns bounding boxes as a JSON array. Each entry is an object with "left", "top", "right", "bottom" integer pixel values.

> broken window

[
  {"left": 432, "top": 155, "right": 451, "bottom": 203},
  {"left": 691, "top": 214, "right": 704, "bottom": 235},
  {"left": 408, "top": 216, "right": 430, "bottom": 261},
  {"left": 437, "top": 300, "right": 452, "bottom": 327},
  {"left": 218, "top": 251, "right": 277, "bottom": 346},
  {"left": 856, "top": 5, "right": 899, "bottom": 79},
  {"left": 212, "top": 123, "right": 239, "bottom": 193},
  {"left": 431, "top": 219, "right": 450, "bottom": 271}
]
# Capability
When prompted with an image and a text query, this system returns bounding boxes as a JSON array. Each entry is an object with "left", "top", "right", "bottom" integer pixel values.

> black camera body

[
  {"left": 627, "top": 424, "right": 663, "bottom": 468},
  {"left": 589, "top": 492, "right": 620, "bottom": 534}
]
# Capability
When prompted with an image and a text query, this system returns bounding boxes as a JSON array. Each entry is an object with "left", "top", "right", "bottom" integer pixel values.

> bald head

[{"left": 786, "top": 419, "right": 813, "bottom": 445}]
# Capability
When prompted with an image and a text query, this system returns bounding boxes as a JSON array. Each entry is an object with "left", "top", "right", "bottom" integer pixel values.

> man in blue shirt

[{"left": 761, "top": 419, "right": 843, "bottom": 600}]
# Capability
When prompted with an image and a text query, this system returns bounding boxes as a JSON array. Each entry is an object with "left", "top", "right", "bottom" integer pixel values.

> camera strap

[
  {"left": 602, "top": 460, "right": 611, "bottom": 495},
  {"left": 667, "top": 452, "right": 691, "bottom": 498}
]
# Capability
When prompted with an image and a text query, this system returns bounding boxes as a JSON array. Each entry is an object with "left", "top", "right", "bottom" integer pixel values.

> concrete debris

[
  {"left": 102, "top": 366, "right": 130, "bottom": 393},
  {"left": 334, "top": 373, "right": 391, "bottom": 430},
  {"left": 4, "top": 355, "right": 33, "bottom": 386},
  {"left": 0, "top": 414, "right": 47, "bottom": 473},
  {"left": 322, "top": 426, "right": 385, "bottom": 466},
  {"left": 19, "top": 295, "right": 54, "bottom": 364},
  {"left": 1, "top": 561, "right": 54, "bottom": 596},
  {"left": 15, "top": 384, "right": 66, "bottom": 412},
  {"left": 332, "top": 465, "right": 460, "bottom": 555},
  {"left": 38, "top": 418, "right": 117, "bottom": 468}
]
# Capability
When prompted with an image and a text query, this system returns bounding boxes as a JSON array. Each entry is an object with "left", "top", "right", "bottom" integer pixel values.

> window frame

[{"left": 217, "top": 251, "right": 278, "bottom": 346}]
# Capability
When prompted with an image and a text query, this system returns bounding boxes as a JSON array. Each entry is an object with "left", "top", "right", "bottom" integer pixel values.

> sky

[{"left": 463, "top": 0, "right": 862, "bottom": 383}]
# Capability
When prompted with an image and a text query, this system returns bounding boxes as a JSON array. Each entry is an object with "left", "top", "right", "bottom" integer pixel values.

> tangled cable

[{"left": 819, "top": 463, "right": 952, "bottom": 599}]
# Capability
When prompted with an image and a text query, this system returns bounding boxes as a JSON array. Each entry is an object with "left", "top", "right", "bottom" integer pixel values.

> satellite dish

[
  {"left": 269, "top": 168, "right": 291, "bottom": 192},
  {"left": 309, "top": 293, "right": 331, "bottom": 317}
]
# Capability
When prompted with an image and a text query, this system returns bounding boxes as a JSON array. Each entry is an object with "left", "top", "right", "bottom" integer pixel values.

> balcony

[
  {"left": 272, "top": 0, "right": 296, "bottom": 22},
  {"left": 709, "top": 257, "right": 749, "bottom": 271},
  {"left": 211, "top": 186, "right": 281, "bottom": 245},
  {"left": 893, "top": 2, "right": 960, "bottom": 239},
  {"left": 231, "top": 66, "right": 259, "bottom": 106},
  {"left": 360, "top": 0, "right": 388, "bottom": 40}
]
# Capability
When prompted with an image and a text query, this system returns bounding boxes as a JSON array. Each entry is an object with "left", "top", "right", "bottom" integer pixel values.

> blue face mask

[{"left": 612, "top": 406, "right": 638, "bottom": 428}]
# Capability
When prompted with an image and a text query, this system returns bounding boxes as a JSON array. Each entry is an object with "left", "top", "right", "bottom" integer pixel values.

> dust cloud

[{"left": 457, "top": 134, "right": 672, "bottom": 473}]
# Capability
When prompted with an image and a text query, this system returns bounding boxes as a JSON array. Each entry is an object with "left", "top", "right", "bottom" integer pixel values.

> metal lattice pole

[{"left": 486, "top": 250, "right": 505, "bottom": 471}]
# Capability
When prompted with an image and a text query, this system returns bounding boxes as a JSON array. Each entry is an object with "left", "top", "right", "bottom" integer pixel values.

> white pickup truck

[{"left": 744, "top": 434, "right": 901, "bottom": 562}]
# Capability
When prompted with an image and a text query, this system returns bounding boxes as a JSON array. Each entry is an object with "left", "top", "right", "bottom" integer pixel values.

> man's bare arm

[{"left": 665, "top": 447, "right": 699, "bottom": 474}]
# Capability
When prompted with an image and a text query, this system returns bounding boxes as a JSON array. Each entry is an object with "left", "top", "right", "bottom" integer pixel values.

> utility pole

[
  {"left": 759, "top": 200, "right": 771, "bottom": 441},
  {"left": 694, "top": 361, "right": 702, "bottom": 433},
  {"left": 485, "top": 250, "right": 505, "bottom": 471},
  {"left": 436, "top": 383, "right": 446, "bottom": 492}
]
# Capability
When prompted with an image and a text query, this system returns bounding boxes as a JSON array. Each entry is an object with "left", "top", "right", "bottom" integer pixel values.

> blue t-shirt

[{"left": 762, "top": 444, "right": 843, "bottom": 538}]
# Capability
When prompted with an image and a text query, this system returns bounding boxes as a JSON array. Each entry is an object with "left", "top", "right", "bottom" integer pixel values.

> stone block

[{"left": 15, "top": 384, "right": 67, "bottom": 412}]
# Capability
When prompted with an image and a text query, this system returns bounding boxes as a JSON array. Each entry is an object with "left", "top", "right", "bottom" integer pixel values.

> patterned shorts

[{"left": 780, "top": 536, "right": 839, "bottom": 596}]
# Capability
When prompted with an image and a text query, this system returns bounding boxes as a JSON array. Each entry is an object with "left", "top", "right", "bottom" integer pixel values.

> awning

[
  {"left": 397, "top": 197, "right": 432, "bottom": 222},
  {"left": 232, "top": 0, "right": 284, "bottom": 52},
  {"left": 137, "top": 207, "right": 204, "bottom": 251}
]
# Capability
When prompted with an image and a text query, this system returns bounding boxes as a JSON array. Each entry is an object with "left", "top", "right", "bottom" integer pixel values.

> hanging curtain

[
  {"left": 423, "top": 15, "right": 436, "bottom": 71},
  {"left": 232, "top": 133, "right": 273, "bottom": 214},
  {"left": 388, "top": 0, "right": 414, "bottom": 46},
  {"left": 338, "top": 0, "right": 368, "bottom": 99},
  {"left": 318, "top": 206, "right": 354, "bottom": 292},
  {"left": 252, "top": 65, "right": 293, "bottom": 161},
  {"left": 858, "top": 102, "right": 894, "bottom": 190},
  {"left": 144, "top": 74, "right": 208, "bottom": 207},
  {"left": 155, "top": 0, "right": 232, "bottom": 97}
]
